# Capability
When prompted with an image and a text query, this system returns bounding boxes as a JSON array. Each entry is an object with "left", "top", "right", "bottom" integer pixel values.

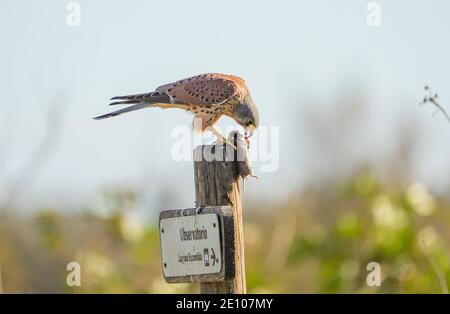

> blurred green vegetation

[{"left": 0, "top": 170, "right": 449, "bottom": 293}]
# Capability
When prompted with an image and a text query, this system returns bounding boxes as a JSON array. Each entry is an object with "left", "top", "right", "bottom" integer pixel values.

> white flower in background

[
  {"left": 407, "top": 182, "right": 435, "bottom": 216},
  {"left": 120, "top": 212, "right": 144, "bottom": 242},
  {"left": 372, "top": 195, "right": 407, "bottom": 228}
]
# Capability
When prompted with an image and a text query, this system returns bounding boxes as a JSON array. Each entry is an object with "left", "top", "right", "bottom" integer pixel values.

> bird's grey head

[{"left": 232, "top": 95, "right": 259, "bottom": 137}]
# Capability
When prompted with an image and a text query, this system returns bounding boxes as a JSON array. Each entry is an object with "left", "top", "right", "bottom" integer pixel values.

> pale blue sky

[{"left": 1, "top": 1, "right": 450, "bottom": 217}]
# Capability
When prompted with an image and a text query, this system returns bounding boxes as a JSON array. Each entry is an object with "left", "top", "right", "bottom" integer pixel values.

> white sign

[{"left": 160, "top": 213, "right": 222, "bottom": 278}]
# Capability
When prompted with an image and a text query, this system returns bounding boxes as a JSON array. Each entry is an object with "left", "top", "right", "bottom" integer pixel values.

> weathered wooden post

[
  {"left": 194, "top": 140, "right": 246, "bottom": 294},
  {"left": 159, "top": 132, "right": 251, "bottom": 294}
]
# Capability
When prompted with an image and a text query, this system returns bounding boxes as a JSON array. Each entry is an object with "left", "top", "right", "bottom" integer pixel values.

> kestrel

[{"left": 94, "top": 73, "right": 259, "bottom": 146}]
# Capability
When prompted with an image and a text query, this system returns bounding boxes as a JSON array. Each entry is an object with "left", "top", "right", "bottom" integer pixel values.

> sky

[{"left": 1, "top": 0, "right": 450, "bottom": 218}]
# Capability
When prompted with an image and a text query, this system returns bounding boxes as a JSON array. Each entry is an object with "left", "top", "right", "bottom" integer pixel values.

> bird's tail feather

[
  {"left": 108, "top": 100, "right": 143, "bottom": 106},
  {"left": 93, "top": 103, "right": 150, "bottom": 120},
  {"left": 94, "top": 90, "right": 174, "bottom": 120},
  {"left": 109, "top": 91, "right": 172, "bottom": 105}
]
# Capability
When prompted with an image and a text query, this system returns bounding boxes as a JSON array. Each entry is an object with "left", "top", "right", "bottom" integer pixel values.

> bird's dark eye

[{"left": 246, "top": 120, "right": 253, "bottom": 127}]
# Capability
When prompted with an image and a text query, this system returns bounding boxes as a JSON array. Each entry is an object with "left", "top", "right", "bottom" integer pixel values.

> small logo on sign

[{"left": 203, "top": 249, "right": 210, "bottom": 266}]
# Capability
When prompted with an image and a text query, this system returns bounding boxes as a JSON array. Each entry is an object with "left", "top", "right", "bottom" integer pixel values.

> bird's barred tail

[
  {"left": 93, "top": 91, "right": 173, "bottom": 120},
  {"left": 93, "top": 103, "right": 150, "bottom": 120},
  {"left": 109, "top": 91, "right": 171, "bottom": 106}
]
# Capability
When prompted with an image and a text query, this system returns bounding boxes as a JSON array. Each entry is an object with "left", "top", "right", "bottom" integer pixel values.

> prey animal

[{"left": 94, "top": 73, "right": 259, "bottom": 146}]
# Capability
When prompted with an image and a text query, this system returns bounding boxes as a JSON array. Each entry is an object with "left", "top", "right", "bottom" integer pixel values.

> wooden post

[{"left": 193, "top": 140, "right": 247, "bottom": 294}]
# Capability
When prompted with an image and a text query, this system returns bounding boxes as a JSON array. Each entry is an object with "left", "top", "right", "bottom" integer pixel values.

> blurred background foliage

[{"left": 1, "top": 169, "right": 449, "bottom": 293}]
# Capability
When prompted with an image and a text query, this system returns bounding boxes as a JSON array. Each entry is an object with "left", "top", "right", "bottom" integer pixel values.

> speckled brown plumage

[
  {"left": 154, "top": 73, "right": 248, "bottom": 130},
  {"left": 94, "top": 73, "right": 259, "bottom": 144}
]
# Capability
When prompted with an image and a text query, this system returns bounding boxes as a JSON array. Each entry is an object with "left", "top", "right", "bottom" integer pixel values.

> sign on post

[{"left": 159, "top": 206, "right": 234, "bottom": 283}]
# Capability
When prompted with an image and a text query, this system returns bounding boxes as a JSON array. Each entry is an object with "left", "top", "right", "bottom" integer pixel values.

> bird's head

[{"left": 232, "top": 94, "right": 259, "bottom": 140}]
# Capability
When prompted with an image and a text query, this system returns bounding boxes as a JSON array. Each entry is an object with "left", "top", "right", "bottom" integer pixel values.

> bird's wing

[
  {"left": 95, "top": 73, "right": 244, "bottom": 120},
  {"left": 157, "top": 73, "right": 239, "bottom": 106}
]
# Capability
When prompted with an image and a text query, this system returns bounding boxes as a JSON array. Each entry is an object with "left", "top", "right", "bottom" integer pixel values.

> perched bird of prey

[{"left": 94, "top": 73, "right": 259, "bottom": 146}]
